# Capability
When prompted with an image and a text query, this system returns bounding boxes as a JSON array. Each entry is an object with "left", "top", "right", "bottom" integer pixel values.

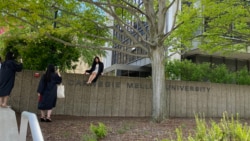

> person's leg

[
  {"left": 41, "top": 110, "right": 46, "bottom": 118},
  {"left": 87, "top": 73, "right": 97, "bottom": 84},
  {"left": 40, "top": 110, "right": 46, "bottom": 122},
  {"left": 46, "top": 109, "right": 53, "bottom": 122},
  {"left": 87, "top": 74, "right": 93, "bottom": 83},
  {"left": 1, "top": 96, "right": 9, "bottom": 107}
]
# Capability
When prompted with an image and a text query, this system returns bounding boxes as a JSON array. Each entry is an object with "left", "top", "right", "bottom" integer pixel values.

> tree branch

[
  {"left": 20, "top": 8, "right": 71, "bottom": 28},
  {"left": 83, "top": 0, "right": 155, "bottom": 47},
  {"left": 45, "top": 33, "right": 149, "bottom": 57},
  {"left": 1, "top": 11, "right": 37, "bottom": 29}
]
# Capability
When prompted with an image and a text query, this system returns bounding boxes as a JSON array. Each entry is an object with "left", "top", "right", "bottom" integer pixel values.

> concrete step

[{"left": 0, "top": 107, "right": 19, "bottom": 141}]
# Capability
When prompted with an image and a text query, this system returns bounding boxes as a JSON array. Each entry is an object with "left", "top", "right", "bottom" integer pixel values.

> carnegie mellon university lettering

[
  {"left": 127, "top": 83, "right": 152, "bottom": 89},
  {"left": 66, "top": 79, "right": 210, "bottom": 92},
  {"left": 67, "top": 79, "right": 121, "bottom": 88},
  {"left": 166, "top": 85, "right": 210, "bottom": 92},
  {"left": 127, "top": 83, "right": 210, "bottom": 92}
]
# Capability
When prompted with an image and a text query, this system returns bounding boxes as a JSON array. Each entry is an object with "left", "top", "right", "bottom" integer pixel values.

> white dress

[{"left": 93, "top": 64, "right": 99, "bottom": 73}]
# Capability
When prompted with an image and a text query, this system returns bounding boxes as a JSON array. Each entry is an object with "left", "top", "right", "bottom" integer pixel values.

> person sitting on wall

[{"left": 84, "top": 56, "right": 104, "bottom": 84}]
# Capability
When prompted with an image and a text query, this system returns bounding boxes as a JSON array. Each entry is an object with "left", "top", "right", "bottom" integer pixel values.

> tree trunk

[{"left": 151, "top": 47, "right": 169, "bottom": 122}]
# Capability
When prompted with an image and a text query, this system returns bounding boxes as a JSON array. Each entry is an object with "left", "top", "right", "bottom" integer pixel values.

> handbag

[{"left": 57, "top": 84, "right": 65, "bottom": 98}]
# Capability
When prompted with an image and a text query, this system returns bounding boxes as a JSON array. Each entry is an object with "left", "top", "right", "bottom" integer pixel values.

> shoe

[
  {"left": 40, "top": 117, "right": 46, "bottom": 122},
  {"left": 46, "top": 118, "right": 52, "bottom": 122}
]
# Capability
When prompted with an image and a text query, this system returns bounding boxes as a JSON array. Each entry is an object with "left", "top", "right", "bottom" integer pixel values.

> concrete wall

[{"left": 9, "top": 70, "right": 250, "bottom": 118}]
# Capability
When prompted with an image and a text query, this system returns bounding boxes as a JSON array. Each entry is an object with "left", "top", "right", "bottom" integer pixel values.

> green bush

[
  {"left": 178, "top": 60, "right": 196, "bottom": 81},
  {"left": 235, "top": 67, "right": 250, "bottom": 85},
  {"left": 165, "top": 60, "right": 210, "bottom": 81},
  {"left": 165, "top": 59, "right": 182, "bottom": 80},
  {"left": 90, "top": 122, "right": 108, "bottom": 139},
  {"left": 186, "top": 61, "right": 210, "bottom": 82},
  {"left": 165, "top": 59, "right": 250, "bottom": 85},
  {"left": 165, "top": 113, "right": 250, "bottom": 141},
  {"left": 208, "top": 64, "right": 236, "bottom": 84}
]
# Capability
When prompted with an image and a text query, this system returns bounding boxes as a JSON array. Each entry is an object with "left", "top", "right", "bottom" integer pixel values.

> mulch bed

[
  {"left": 16, "top": 113, "right": 250, "bottom": 141},
  {"left": 16, "top": 113, "right": 198, "bottom": 141}
]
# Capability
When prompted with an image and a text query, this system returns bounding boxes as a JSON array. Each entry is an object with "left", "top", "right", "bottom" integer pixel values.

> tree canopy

[
  {"left": 1, "top": 33, "right": 81, "bottom": 71},
  {"left": 1, "top": 0, "right": 248, "bottom": 56},
  {"left": 0, "top": 0, "right": 107, "bottom": 69}
]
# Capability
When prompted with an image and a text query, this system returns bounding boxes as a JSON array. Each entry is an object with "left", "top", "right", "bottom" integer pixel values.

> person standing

[
  {"left": 85, "top": 56, "right": 104, "bottom": 84},
  {"left": 37, "top": 64, "right": 62, "bottom": 122},
  {"left": 0, "top": 52, "right": 23, "bottom": 108}
]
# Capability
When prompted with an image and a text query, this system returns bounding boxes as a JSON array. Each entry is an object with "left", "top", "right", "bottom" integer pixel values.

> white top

[{"left": 93, "top": 64, "right": 99, "bottom": 73}]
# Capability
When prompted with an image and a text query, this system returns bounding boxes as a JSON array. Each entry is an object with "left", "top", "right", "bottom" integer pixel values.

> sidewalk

[{"left": 0, "top": 107, "right": 19, "bottom": 141}]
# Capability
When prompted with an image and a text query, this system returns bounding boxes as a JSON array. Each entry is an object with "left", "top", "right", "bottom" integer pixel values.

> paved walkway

[{"left": 0, "top": 107, "right": 19, "bottom": 141}]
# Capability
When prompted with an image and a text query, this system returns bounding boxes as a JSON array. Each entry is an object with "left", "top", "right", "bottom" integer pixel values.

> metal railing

[{"left": 19, "top": 111, "right": 44, "bottom": 141}]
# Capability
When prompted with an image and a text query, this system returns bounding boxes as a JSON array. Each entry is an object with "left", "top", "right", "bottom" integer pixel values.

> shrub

[
  {"left": 90, "top": 122, "right": 108, "bottom": 139},
  {"left": 235, "top": 67, "right": 250, "bottom": 85},
  {"left": 208, "top": 64, "right": 236, "bottom": 84},
  {"left": 165, "top": 59, "right": 182, "bottom": 80},
  {"left": 165, "top": 113, "right": 250, "bottom": 141},
  {"left": 165, "top": 59, "right": 250, "bottom": 85},
  {"left": 165, "top": 59, "right": 210, "bottom": 81},
  {"left": 187, "top": 62, "right": 210, "bottom": 81}
]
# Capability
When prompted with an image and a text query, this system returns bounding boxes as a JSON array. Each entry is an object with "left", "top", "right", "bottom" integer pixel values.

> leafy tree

[
  {"left": 0, "top": 0, "right": 249, "bottom": 122},
  {"left": 0, "top": 0, "right": 106, "bottom": 66},
  {"left": 1, "top": 36, "right": 26, "bottom": 60},
  {"left": 198, "top": 0, "right": 250, "bottom": 52},
  {"left": 22, "top": 33, "right": 81, "bottom": 71},
  {"left": 1, "top": 33, "right": 81, "bottom": 71},
  {"left": 172, "top": 0, "right": 250, "bottom": 54}
]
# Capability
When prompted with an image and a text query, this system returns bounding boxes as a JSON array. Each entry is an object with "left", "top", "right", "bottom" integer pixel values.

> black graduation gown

[
  {"left": 37, "top": 73, "right": 62, "bottom": 110},
  {"left": 0, "top": 60, "right": 22, "bottom": 97},
  {"left": 86, "top": 62, "right": 104, "bottom": 83}
]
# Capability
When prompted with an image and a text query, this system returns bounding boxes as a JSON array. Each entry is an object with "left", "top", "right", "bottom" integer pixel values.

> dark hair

[
  {"left": 92, "top": 56, "right": 100, "bottom": 65},
  {"left": 44, "top": 64, "right": 56, "bottom": 83},
  {"left": 5, "top": 52, "right": 15, "bottom": 60}
]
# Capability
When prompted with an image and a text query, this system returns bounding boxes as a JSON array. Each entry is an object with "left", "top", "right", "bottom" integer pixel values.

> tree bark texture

[{"left": 150, "top": 47, "right": 169, "bottom": 122}]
